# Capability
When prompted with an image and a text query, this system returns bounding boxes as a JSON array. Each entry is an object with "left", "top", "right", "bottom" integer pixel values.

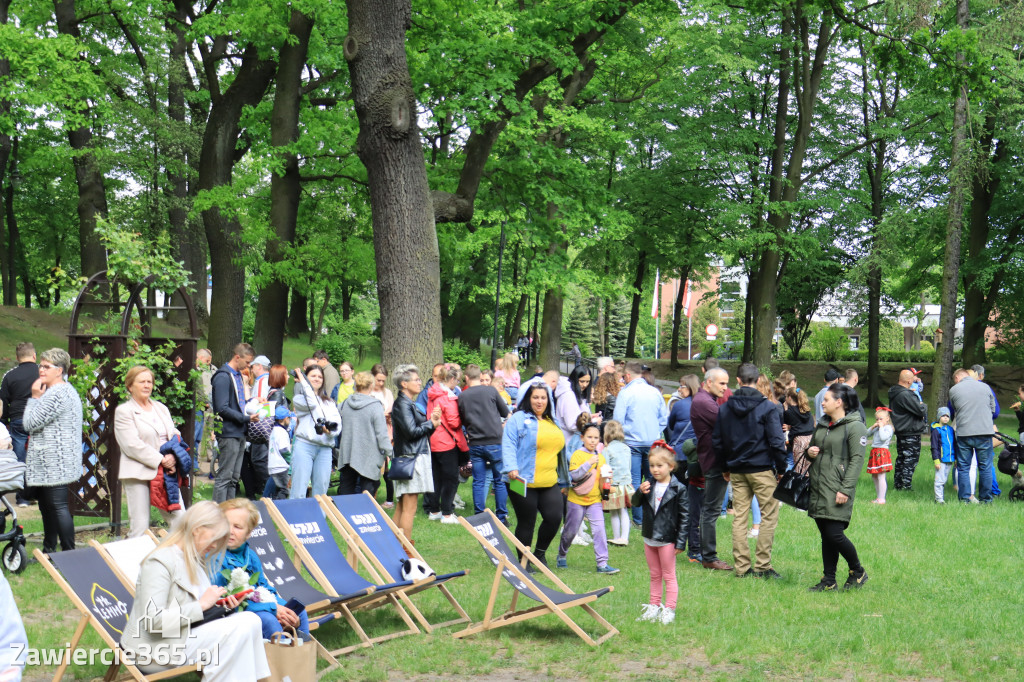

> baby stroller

[
  {"left": 996, "top": 432, "right": 1024, "bottom": 503},
  {"left": 0, "top": 448, "right": 28, "bottom": 573}
]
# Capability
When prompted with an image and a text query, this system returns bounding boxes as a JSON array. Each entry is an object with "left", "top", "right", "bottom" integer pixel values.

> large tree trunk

[
  {"left": 344, "top": 0, "right": 443, "bottom": 374},
  {"left": 198, "top": 45, "right": 276, "bottom": 363},
  {"left": 254, "top": 9, "right": 314, "bottom": 362},
  {"left": 287, "top": 288, "right": 309, "bottom": 335},
  {"left": 3, "top": 137, "right": 18, "bottom": 305},
  {"left": 539, "top": 288, "right": 564, "bottom": 370},
  {"left": 931, "top": 0, "right": 970, "bottom": 411},
  {"left": 625, "top": 250, "right": 646, "bottom": 358},
  {"left": 961, "top": 113, "right": 1005, "bottom": 368},
  {"left": 166, "top": 3, "right": 207, "bottom": 325},
  {"left": 53, "top": 0, "right": 109, "bottom": 281},
  {"left": 670, "top": 268, "right": 690, "bottom": 370}
]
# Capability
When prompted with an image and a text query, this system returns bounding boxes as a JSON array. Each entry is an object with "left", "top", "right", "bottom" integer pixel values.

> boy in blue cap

[
  {"left": 930, "top": 407, "right": 956, "bottom": 504},
  {"left": 265, "top": 404, "right": 295, "bottom": 499}
]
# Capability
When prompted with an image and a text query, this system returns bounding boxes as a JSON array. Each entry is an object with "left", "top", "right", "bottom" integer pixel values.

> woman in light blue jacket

[{"left": 501, "top": 384, "right": 565, "bottom": 567}]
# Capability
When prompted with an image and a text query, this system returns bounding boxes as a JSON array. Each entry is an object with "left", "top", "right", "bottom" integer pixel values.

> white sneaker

[
  {"left": 428, "top": 512, "right": 443, "bottom": 521},
  {"left": 453, "top": 494, "right": 466, "bottom": 510},
  {"left": 572, "top": 532, "right": 592, "bottom": 547},
  {"left": 659, "top": 607, "right": 676, "bottom": 625},
  {"left": 747, "top": 528, "right": 760, "bottom": 539},
  {"left": 636, "top": 604, "right": 662, "bottom": 622},
  {"left": 441, "top": 514, "right": 459, "bottom": 524}
]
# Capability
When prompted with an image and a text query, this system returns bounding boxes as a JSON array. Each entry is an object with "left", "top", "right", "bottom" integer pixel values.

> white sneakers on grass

[
  {"left": 428, "top": 512, "right": 443, "bottom": 521},
  {"left": 441, "top": 514, "right": 459, "bottom": 524},
  {"left": 636, "top": 603, "right": 675, "bottom": 625}
]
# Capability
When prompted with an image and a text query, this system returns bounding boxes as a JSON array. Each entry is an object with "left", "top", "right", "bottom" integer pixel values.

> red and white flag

[{"left": 683, "top": 280, "right": 695, "bottom": 318}]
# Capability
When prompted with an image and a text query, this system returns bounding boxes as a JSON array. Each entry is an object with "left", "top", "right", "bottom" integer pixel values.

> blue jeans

[
  {"left": 506, "top": 386, "right": 519, "bottom": 401},
  {"left": 629, "top": 444, "right": 651, "bottom": 525},
  {"left": 289, "top": 439, "right": 333, "bottom": 498},
  {"left": 956, "top": 435, "right": 995, "bottom": 503},
  {"left": 193, "top": 409, "right": 205, "bottom": 446},
  {"left": 254, "top": 607, "right": 310, "bottom": 639},
  {"left": 470, "top": 445, "right": 508, "bottom": 521}
]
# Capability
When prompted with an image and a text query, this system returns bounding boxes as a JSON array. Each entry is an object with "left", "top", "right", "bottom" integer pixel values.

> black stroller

[
  {"left": 0, "top": 448, "right": 28, "bottom": 573},
  {"left": 996, "top": 432, "right": 1024, "bottom": 503}
]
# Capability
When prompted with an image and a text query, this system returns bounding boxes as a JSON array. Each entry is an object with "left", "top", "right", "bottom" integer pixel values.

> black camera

[{"left": 313, "top": 418, "right": 338, "bottom": 435}]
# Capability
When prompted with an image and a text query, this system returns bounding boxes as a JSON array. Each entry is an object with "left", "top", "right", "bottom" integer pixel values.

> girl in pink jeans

[{"left": 631, "top": 443, "right": 688, "bottom": 625}]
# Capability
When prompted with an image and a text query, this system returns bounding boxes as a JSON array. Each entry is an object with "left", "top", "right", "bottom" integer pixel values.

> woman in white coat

[
  {"left": 114, "top": 366, "right": 185, "bottom": 538},
  {"left": 121, "top": 501, "right": 269, "bottom": 680}
]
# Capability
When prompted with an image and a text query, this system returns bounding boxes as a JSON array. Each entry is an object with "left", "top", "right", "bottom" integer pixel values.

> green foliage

[
  {"left": 807, "top": 324, "right": 849, "bottom": 363},
  {"left": 318, "top": 322, "right": 378, "bottom": 367},
  {"left": 443, "top": 339, "right": 487, "bottom": 369},
  {"left": 878, "top": 319, "right": 906, "bottom": 352}
]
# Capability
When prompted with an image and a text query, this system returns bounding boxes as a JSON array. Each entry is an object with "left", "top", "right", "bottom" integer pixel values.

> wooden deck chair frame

[
  {"left": 454, "top": 509, "right": 618, "bottom": 646},
  {"left": 317, "top": 492, "right": 471, "bottom": 633},
  {"left": 34, "top": 548, "right": 200, "bottom": 682},
  {"left": 88, "top": 534, "right": 342, "bottom": 673},
  {"left": 261, "top": 497, "right": 420, "bottom": 648}
]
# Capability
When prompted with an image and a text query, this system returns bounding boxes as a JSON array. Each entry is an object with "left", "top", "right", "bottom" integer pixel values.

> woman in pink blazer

[{"left": 114, "top": 365, "right": 184, "bottom": 538}]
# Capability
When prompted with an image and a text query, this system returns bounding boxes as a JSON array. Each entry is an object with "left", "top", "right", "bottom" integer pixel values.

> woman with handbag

[
  {"left": 115, "top": 365, "right": 186, "bottom": 538},
  {"left": 805, "top": 383, "right": 869, "bottom": 592},
  {"left": 424, "top": 367, "right": 468, "bottom": 524},
  {"left": 390, "top": 365, "right": 442, "bottom": 543},
  {"left": 501, "top": 383, "right": 566, "bottom": 568}
]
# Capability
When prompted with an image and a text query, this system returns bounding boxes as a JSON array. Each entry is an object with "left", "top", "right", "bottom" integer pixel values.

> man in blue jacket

[
  {"left": 712, "top": 363, "right": 787, "bottom": 578},
  {"left": 613, "top": 360, "right": 669, "bottom": 526},
  {"left": 211, "top": 343, "right": 256, "bottom": 503}
]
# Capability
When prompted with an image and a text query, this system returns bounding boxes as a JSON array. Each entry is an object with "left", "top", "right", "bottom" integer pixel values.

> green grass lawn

[{"left": 8, "top": 441, "right": 1024, "bottom": 681}]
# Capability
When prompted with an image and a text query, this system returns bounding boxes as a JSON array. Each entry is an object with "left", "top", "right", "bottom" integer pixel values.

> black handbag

[
  {"left": 387, "top": 455, "right": 417, "bottom": 481},
  {"left": 773, "top": 467, "right": 811, "bottom": 511}
]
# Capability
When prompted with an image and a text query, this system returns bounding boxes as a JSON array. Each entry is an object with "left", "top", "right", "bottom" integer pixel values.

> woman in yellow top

[
  {"left": 501, "top": 383, "right": 566, "bottom": 568},
  {"left": 556, "top": 422, "right": 619, "bottom": 573},
  {"left": 333, "top": 361, "right": 355, "bottom": 404}
]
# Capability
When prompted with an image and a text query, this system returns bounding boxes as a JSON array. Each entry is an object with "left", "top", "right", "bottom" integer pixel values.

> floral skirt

[{"left": 867, "top": 447, "right": 893, "bottom": 474}]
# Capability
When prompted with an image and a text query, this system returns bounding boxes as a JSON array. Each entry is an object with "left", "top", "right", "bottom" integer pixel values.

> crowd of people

[{"left": 1, "top": 335, "right": 1020, "bottom": 675}]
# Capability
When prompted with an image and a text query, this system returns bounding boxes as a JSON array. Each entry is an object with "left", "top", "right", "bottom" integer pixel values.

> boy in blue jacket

[{"left": 930, "top": 407, "right": 956, "bottom": 504}]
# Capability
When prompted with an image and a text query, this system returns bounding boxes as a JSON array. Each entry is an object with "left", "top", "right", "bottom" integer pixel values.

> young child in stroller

[{"left": 996, "top": 432, "right": 1024, "bottom": 502}]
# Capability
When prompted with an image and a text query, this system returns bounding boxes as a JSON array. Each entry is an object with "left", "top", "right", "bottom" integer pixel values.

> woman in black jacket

[
  {"left": 630, "top": 442, "right": 688, "bottom": 625},
  {"left": 391, "top": 364, "right": 442, "bottom": 543}
]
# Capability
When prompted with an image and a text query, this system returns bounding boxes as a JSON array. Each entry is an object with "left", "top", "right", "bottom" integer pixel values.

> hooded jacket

[
  {"left": 711, "top": 386, "right": 787, "bottom": 474},
  {"left": 888, "top": 384, "right": 927, "bottom": 436},
  {"left": 427, "top": 382, "right": 467, "bottom": 452},
  {"left": 338, "top": 392, "right": 393, "bottom": 479}
]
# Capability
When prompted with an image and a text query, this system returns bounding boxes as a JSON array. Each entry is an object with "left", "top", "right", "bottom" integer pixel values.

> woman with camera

[
  {"left": 289, "top": 365, "right": 341, "bottom": 498},
  {"left": 114, "top": 365, "right": 187, "bottom": 538}
]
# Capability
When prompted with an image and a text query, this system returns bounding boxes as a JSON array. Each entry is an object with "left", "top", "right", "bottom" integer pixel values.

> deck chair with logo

[
  {"left": 319, "top": 492, "right": 471, "bottom": 633},
  {"left": 88, "top": 530, "right": 342, "bottom": 671},
  {"left": 261, "top": 497, "right": 420, "bottom": 646},
  {"left": 35, "top": 546, "right": 201, "bottom": 682},
  {"left": 454, "top": 510, "right": 618, "bottom": 646}
]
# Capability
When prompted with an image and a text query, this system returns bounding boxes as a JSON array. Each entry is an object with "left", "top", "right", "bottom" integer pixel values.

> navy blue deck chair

[
  {"left": 454, "top": 510, "right": 618, "bottom": 646},
  {"left": 261, "top": 497, "right": 420, "bottom": 646},
  {"left": 319, "top": 492, "right": 471, "bottom": 632},
  {"left": 36, "top": 546, "right": 201, "bottom": 681}
]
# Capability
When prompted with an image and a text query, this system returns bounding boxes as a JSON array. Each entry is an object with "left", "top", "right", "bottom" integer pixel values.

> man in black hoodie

[
  {"left": 712, "top": 363, "right": 787, "bottom": 579},
  {"left": 889, "top": 369, "right": 927, "bottom": 491}
]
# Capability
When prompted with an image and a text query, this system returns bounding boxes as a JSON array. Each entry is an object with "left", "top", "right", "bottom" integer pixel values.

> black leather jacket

[
  {"left": 393, "top": 392, "right": 435, "bottom": 457},
  {"left": 631, "top": 477, "right": 688, "bottom": 549}
]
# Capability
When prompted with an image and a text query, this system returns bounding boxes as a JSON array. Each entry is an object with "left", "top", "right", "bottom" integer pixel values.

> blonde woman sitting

[{"left": 121, "top": 501, "right": 270, "bottom": 681}]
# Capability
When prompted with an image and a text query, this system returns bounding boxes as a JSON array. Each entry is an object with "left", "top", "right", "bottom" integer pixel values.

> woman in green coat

[{"left": 805, "top": 383, "right": 869, "bottom": 592}]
